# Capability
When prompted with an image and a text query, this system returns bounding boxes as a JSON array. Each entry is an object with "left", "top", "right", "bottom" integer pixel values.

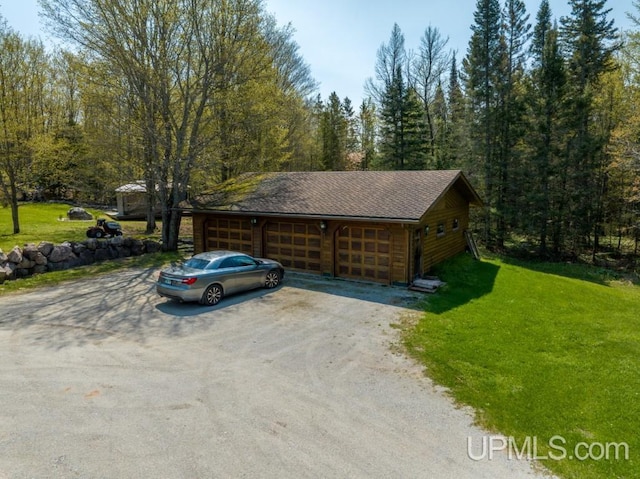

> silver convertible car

[{"left": 156, "top": 251, "right": 284, "bottom": 306}]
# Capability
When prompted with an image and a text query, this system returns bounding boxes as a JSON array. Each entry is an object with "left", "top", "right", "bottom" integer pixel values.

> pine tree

[
  {"left": 463, "top": 0, "right": 503, "bottom": 244},
  {"left": 445, "top": 53, "right": 466, "bottom": 170},
  {"left": 369, "top": 24, "right": 404, "bottom": 169},
  {"left": 560, "top": 0, "right": 619, "bottom": 254},
  {"left": 494, "top": 0, "right": 531, "bottom": 247},
  {"left": 527, "top": 1, "right": 567, "bottom": 256},
  {"left": 342, "top": 96, "right": 359, "bottom": 167},
  {"left": 378, "top": 60, "right": 408, "bottom": 169},
  {"left": 377, "top": 74, "right": 427, "bottom": 170},
  {"left": 432, "top": 81, "right": 449, "bottom": 169},
  {"left": 402, "top": 86, "right": 428, "bottom": 170},
  {"left": 306, "top": 95, "right": 325, "bottom": 171},
  {"left": 617, "top": 5, "right": 640, "bottom": 253},
  {"left": 358, "top": 99, "right": 377, "bottom": 170},
  {"left": 321, "top": 92, "right": 347, "bottom": 170}
]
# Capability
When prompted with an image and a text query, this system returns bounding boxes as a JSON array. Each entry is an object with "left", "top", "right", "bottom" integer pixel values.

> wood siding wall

[
  {"left": 193, "top": 213, "right": 205, "bottom": 254},
  {"left": 192, "top": 187, "right": 471, "bottom": 285},
  {"left": 419, "top": 187, "right": 470, "bottom": 274}
]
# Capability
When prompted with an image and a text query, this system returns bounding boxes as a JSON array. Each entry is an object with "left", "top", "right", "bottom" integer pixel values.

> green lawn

[
  {"left": 0, "top": 203, "right": 174, "bottom": 252},
  {"left": 404, "top": 254, "right": 640, "bottom": 479},
  {"left": 0, "top": 203, "right": 184, "bottom": 293},
  {"left": 0, "top": 203, "right": 104, "bottom": 251}
]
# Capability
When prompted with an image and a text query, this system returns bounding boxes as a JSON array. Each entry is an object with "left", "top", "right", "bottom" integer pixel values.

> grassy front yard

[
  {"left": 1, "top": 203, "right": 105, "bottom": 251},
  {"left": 404, "top": 254, "right": 640, "bottom": 479},
  {"left": 0, "top": 203, "right": 193, "bottom": 252},
  {"left": 0, "top": 203, "right": 187, "bottom": 294}
]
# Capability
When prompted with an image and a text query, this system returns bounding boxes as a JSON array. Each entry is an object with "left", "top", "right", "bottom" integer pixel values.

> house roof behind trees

[{"left": 189, "top": 170, "right": 483, "bottom": 223}]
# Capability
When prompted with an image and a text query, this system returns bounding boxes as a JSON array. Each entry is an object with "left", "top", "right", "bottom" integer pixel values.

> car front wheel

[
  {"left": 201, "top": 284, "right": 223, "bottom": 306},
  {"left": 264, "top": 270, "right": 281, "bottom": 289}
]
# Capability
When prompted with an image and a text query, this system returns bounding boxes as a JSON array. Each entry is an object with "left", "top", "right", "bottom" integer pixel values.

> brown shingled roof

[{"left": 191, "top": 170, "right": 482, "bottom": 223}]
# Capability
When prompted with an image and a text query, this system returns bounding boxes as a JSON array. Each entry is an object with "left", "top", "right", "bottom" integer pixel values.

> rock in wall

[{"left": 0, "top": 238, "right": 162, "bottom": 284}]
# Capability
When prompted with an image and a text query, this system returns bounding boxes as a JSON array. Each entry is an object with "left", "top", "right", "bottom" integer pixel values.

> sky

[{"left": 0, "top": 0, "right": 635, "bottom": 106}]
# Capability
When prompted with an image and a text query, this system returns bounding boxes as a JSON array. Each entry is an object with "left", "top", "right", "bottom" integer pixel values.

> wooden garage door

[
  {"left": 264, "top": 222, "right": 321, "bottom": 273},
  {"left": 336, "top": 226, "right": 391, "bottom": 283},
  {"left": 205, "top": 217, "right": 252, "bottom": 253}
]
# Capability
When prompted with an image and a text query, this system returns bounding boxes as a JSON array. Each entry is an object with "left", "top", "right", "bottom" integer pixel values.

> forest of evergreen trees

[{"left": 1, "top": 0, "right": 638, "bottom": 261}]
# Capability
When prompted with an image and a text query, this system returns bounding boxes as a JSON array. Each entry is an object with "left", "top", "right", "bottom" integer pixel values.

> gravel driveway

[{"left": 0, "top": 268, "right": 551, "bottom": 478}]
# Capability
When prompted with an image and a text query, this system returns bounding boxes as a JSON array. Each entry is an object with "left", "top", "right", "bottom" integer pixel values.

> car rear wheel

[
  {"left": 265, "top": 270, "right": 281, "bottom": 289},
  {"left": 201, "top": 284, "right": 223, "bottom": 306}
]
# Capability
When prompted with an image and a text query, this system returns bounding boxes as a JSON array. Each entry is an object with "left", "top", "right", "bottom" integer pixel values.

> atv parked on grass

[{"left": 86, "top": 218, "right": 123, "bottom": 238}]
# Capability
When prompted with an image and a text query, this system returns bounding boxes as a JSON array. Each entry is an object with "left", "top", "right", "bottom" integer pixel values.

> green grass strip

[
  {"left": 0, "top": 252, "right": 182, "bottom": 296},
  {"left": 404, "top": 254, "right": 640, "bottom": 479}
]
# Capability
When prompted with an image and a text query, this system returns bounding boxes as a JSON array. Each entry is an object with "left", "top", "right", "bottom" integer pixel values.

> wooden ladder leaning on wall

[{"left": 464, "top": 230, "right": 481, "bottom": 260}]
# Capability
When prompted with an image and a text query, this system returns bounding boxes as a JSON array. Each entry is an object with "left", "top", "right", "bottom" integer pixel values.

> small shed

[
  {"left": 188, "top": 170, "right": 483, "bottom": 285},
  {"left": 115, "top": 181, "right": 162, "bottom": 219}
]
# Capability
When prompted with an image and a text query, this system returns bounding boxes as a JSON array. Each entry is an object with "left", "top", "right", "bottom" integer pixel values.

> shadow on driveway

[
  {"left": 283, "top": 272, "right": 426, "bottom": 311},
  {"left": 0, "top": 267, "right": 221, "bottom": 348},
  {"left": 154, "top": 284, "right": 281, "bottom": 317},
  {"left": 0, "top": 268, "right": 425, "bottom": 350}
]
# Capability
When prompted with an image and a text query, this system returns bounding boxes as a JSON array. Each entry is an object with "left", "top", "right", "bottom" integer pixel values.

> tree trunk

[
  {"left": 591, "top": 227, "right": 599, "bottom": 263},
  {"left": 538, "top": 122, "right": 552, "bottom": 258},
  {"left": 8, "top": 173, "right": 20, "bottom": 234},
  {"left": 165, "top": 209, "right": 182, "bottom": 252},
  {"left": 145, "top": 205, "right": 156, "bottom": 234},
  {"left": 0, "top": 160, "right": 20, "bottom": 234},
  {"left": 591, "top": 152, "right": 608, "bottom": 262},
  {"left": 159, "top": 181, "right": 184, "bottom": 252},
  {"left": 144, "top": 177, "right": 156, "bottom": 234},
  {"left": 161, "top": 204, "right": 171, "bottom": 251},
  {"left": 617, "top": 229, "right": 622, "bottom": 252},
  {"left": 10, "top": 197, "right": 19, "bottom": 234},
  {"left": 538, "top": 152, "right": 550, "bottom": 257},
  {"left": 552, "top": 164, "right": 568, "bottom": 258},
  {"left": 495, "top": 145, "right": 507, "bottom": 250}
]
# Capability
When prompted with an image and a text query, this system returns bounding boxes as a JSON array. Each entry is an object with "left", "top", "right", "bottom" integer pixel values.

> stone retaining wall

[{"left": 0, "top": 237, "right": 162, "bottom": 284}]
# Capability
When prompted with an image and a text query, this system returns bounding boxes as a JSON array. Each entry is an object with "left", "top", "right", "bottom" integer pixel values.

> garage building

[{"left": 189, "top": 170, "right": 482, "bottom": 285}]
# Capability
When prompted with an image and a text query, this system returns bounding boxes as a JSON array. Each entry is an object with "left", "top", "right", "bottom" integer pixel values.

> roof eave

[
  {"left": 187, "top": 208, "right": 421, "bottom": 224},
  {"left": 456, "top": 171, "right": 484, "bottom": 207},
  {"left": 416, "top": 171, "right": 484, "bottom": 223}
]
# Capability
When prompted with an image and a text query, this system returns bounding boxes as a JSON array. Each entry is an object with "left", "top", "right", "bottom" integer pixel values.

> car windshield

[{"left": 183, "top": 258, "right": 211, "bottom": 270}]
